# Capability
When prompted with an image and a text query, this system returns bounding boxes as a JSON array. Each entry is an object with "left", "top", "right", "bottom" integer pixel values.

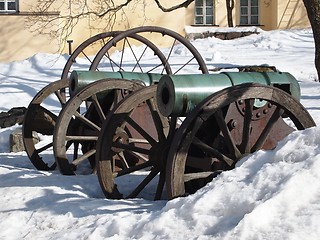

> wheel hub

[{"left": 111, "top": 128, "right": 130, "bottom": 153}]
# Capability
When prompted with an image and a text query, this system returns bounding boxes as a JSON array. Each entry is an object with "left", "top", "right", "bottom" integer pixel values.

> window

[
  {"left": 195, "top": 0, "right": 214, "bottom": 25},
  {"left": 0, "top": 0, "right": 18, "bottom": 12},
  {"left": 240, "top": 0, "right": 259, "bottom": 25}
]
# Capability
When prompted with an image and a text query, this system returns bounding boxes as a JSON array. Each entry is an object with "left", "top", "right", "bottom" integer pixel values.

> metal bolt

[
  {"left": 229, "top": 120, "right": 238, "bottom": 129},
  {"left": 232, "top": 120, "right": 238, "bottom": 128}
]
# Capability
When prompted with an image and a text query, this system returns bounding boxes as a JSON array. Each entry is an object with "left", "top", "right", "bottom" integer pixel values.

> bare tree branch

[
  {"left": 97, "top": 0, "right": 133, "bottom": 17},
  {"left": 28, "top": 0, "right": 320, "bottom": 82},
  {"left": 154, "top": 0, "right": 194, "bottom": 12}
]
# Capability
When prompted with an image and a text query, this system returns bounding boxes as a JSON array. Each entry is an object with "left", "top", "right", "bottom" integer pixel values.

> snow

[
  {"left": 185, "top": 25, "right": 262, "bottom": 33},
  {"left": 1, "top": 28, "right": 320, "bottom": 239}
]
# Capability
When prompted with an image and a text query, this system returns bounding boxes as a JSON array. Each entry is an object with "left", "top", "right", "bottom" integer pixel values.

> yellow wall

[
  {"left": 0, "top": 0, "right": 311, "bottom": 63},
  {"left": 186, "top": 0, "right": 309, "bottom": 30},
  {"left": 276, "top": 0, "right": 310, "bottom": 29},
  {"left": 64, "top": 0, "right": 186, "bottom": 54},
  {"left": 0, "top": 15, "right": 60, "bottom": 62},
  {"left": 0, "top": 0, "right": 186, "bottom": 62}
]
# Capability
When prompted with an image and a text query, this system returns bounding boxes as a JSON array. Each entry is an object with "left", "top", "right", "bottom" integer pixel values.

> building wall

[
  {"left": 0, "top": 3, "right": 60, "bottom": 62},
  {"left": 276, "top": 0, "right": 310, "bottom": 29},
  {"left": 0, "top": 0, "right": 311, "bottom": 63},
  {"left": 255, "top": 0, "right": 309, "bottom": 30},
  {"left": 0, "top": 0, "right": 186, "bottom": 63},
  {"left": 185, "top": 0, "right": 309, "bottom": 31},
  {"left": 63, "top": 0, "right": 186, "bottom": 56}
]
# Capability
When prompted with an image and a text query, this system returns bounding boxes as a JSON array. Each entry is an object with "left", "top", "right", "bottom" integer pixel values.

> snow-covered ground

[{"left": 1, "top": 27, "right": 320, "bottom": 239}]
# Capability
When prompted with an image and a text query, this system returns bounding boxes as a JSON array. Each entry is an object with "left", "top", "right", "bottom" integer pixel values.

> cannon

[
  {"left": 22, "top": 26, "right": 315, "bottom": 201},
  {"left": 94, "top": 70, "right": 315, "bottom": 200},
  {"left": 22, "top": 26, "right": 208, "bottom": 172},
  {"left": 53, "top": 70, "right": 164, "bottom": 175}
]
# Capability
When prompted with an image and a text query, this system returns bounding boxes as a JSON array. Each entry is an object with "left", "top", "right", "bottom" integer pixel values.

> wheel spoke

[
  {"left": 167, "top": 116, "right": 178, "bottom": 140},
  {"left": 129, "top": 138, "right": 149, "bottom": 144},
  {"left": 124, "top": 149, "right": 149, "bottom": 162},
  {"left": 73, "top": 142, "right": 79, "bottom": 161},
  {"left": 55, "top": 90, "right": 67, "bottom": 105},
  {"left": 117, "top": 151, "right": 129, "bottom": 169},
  {"left": 74, "top": 111, "right": 101, "bottom": 131},
  {"left": 214, "top": 109, "right": 241, "bottom": 159},
  {"left": 240, "top": 99, "right": 254, "bottom": 154},
  {"left": 33, "top": 106, "right": 57, "bottom": 134},
  {"left": 161, "top": 38, "right": 176, "bottom": 74},
  {"left": 35, "top": 142, "right": 53, "bottom": 154},
  {"left": 91, "top": 94, "right": 107, "bottom": 122},
  {"left": 48, "top": 162, "right": 57, "bottom": 170},
  {"left": 119, "top": 39, "right": 126, "bottom": 71},
  {"left": 126, "top": 38, "right": 144, "bottom": 72},
  {"left": 173, "top": 56, "right": 195, "bottom": 75},
  {"left": 65, "top": 140, "right": 73, "bottom": 151},
  {"left": 184, "top": 171, "right": 222, "bottom": 182},
  {"left": 126, "top": 168, "right": 159, "bottom": 199},
  {"left": 251, "top": 106, "right": 284, "bottom": 152},
  {"left": 146, "top": 98, "right": 166, "bottom": 142},
  {"left": 81, "top": 50, "right": 93, "bottom": 65},
  {"left": 154, "top": 170, "right": 166, "bottom": 200},
  {"left": 72, "top": 148, "right": 96, "bottom": 166},
  {"left": 125, "top": 115, "right": 158, "bottom": 146},
  {"left": 192, "top": 137, "right": 234, "bottom": 166},
  {"left": 112, "top": 141, "right": 151, "bottom": 155},
  {"left": 114, "top": 160, "right": 154, "bottom": 177},
  {"left": 103, "top": 52, "right": 120, "bottom": 72},
  {"left": 146, "top": 62, "right": 167, "bottom": 73},
  {"left": 65, "top": 135, "right": 98, "bottom": 141}
]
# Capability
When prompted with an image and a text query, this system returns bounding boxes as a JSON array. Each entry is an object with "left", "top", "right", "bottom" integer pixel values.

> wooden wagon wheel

[
  {"left": 23, "top": 31, "right": 120, "bottom": 171},
  {"left": 53, "top": 33, "right": 177, "bottom": 175},
  {"left": 23, "top": 79, "right": 68, "bottom": 170},
  {"left": 61, "top": 31, "right": 121, "bottom": 79},
  {"left": 165, "top": 83, "right": 316, "bottom": 199},
  {"left": 53, "top": 79, "right": 144, "bottom": 175},
  {"left": 23, "top": 30, "right": 165, "bottom": 171},
  {"left": 90, "top": 26, "right": 208, "bottom": 74},
  {"left": 53, "top": 26, "right": 206, "bottom": 175},
  {"left": 96, "top": 85, "right": 176, "bottom": 200}
]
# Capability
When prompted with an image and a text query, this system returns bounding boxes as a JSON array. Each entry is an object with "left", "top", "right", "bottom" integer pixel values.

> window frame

[
  {"left": 240, "top": 0, "right": 259, "bottom": 25},
  {"left": 194, "top": 0, "right": 214, "bottom": 26},
  {"left": 0, "top": 0, "right": 18, "bottom": 13}
]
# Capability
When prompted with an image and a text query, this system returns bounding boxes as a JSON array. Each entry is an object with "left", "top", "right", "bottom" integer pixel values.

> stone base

[
  {"left": 10, "top": 127, "right": 40, "bottom": 153},
  {"left": 186, "top": 31, "right": 259, "bottom": 40}
]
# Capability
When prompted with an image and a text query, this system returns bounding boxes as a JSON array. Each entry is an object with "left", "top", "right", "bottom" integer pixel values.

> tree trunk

[
  {"left": 303, "top": 0, "right": 320, "bottom": 81},
  {"left": 226, "top": 0, "right": 235, "bottom": 27}
]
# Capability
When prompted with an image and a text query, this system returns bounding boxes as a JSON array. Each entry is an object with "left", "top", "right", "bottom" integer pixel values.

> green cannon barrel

[
  {"left": 69, "top": 70, "right": 163, "bottom": 96},
  {"left": 156, "top": 71, "right": 301, "bottom": 117}
]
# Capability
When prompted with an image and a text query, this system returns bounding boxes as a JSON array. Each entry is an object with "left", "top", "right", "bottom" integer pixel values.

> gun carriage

[{"left": 22, "top": 26, "right": 315, "bottom": 200}]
